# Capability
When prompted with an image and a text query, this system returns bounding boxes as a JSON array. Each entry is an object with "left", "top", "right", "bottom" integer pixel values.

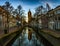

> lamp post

[{"left": 17, "top": 21, "right": 21, "bottom": 28}]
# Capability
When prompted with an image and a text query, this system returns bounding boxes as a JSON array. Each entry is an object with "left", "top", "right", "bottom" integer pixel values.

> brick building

[
  {"left": 0, "top": 6, "right": 17, "bottom": 30},
  {"left": 46, "top": 6, "right": 60, "bottom": 30},
  {"left": 28, "top": 9, "right": 32, "bottom": 24}
]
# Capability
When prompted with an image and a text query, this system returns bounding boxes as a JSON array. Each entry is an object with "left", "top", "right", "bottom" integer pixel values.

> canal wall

[
  {"left": 34, "top": 30, "right": 53, "bottom": 46},
  {"left": 0, "top": 25, "right": 58, "bottom": 46}
]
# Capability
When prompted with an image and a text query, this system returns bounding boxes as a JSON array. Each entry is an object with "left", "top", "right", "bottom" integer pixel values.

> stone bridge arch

[{"left": 20, "top": 25, "right": 38, "bottom": 33}]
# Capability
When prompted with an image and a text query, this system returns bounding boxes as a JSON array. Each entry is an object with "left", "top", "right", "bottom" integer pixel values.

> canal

[{"left": 12, "top": 27, "right": 44, "bottom": 46}]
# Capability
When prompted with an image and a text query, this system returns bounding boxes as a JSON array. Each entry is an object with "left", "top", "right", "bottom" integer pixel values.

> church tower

[{"left": 28, "top": 9, "right": 32, "bottom": 23}]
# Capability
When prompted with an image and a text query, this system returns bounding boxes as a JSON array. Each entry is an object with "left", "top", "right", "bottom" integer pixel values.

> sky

[{"left": 0, "top": 0, "right": 60, "bottom": 15}]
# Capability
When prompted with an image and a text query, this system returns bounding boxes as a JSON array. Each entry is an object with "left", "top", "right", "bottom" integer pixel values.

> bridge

[
  {"left": 0, "top": 6, "right": 60, "bottom": 46},
  {"left": 0, "top": 24, "right": 60, "bottom": 46}
]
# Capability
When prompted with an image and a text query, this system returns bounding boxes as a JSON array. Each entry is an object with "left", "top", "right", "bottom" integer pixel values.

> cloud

[
  {"left": 39, "top": 0, "right": 60, "bottom": 9},
  {"left": 19, "top": 0, "right": 40, "bottom": 5},
  {"left": 0, "top": 0, "right": 60, "bottom": 14}
]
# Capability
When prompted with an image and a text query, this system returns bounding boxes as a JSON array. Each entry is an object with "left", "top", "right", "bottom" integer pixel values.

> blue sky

[{"left": 0, "top": 0, "right": 60, "bottom": 15}]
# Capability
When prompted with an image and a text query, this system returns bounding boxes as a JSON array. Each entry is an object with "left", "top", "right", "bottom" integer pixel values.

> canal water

[{"left": 12, "top": 27, "right": 44, "bottom": 46}]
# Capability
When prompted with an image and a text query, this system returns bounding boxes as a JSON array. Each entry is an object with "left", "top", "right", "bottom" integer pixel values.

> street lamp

[{"left": 17, "top": 21, "right": 21, "bottom": 28}]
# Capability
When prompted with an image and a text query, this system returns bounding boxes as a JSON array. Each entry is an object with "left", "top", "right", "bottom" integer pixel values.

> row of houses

[
  {"left": 34, "top": 5, "right": 60, "bottom": 30},
  {"left": 0, "top": 6, "right": 17, "bottom": 30},
  {"left": 47, "top": 6, "right": 60, "bottom": 30}
]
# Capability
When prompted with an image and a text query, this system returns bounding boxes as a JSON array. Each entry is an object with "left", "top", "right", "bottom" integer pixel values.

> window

[
  {"left": 54, "top": 11, "right": 57, "bottom": 14},
  {"left": 0, "top": 15, "right": 2, "bottom": 20},
  {"left": 55, "top": 17, "right": 57, "bottom": 20},
  {"left": 58, "top": 17, "right": 60, "bottom": 20},
  {"left": 56, "top": 10, "right": 60, "bottom": 14}
]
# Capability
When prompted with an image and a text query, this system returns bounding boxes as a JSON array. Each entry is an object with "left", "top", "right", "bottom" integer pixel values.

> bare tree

[
  {"left": 2, "top": 1, "right": 14, "bottom": 33},
  {"left": 17, "top": 5, "right": 22, "bottom": 15},
  {"left": 2, "top": 1, "right": 14, "bottom": 14}
]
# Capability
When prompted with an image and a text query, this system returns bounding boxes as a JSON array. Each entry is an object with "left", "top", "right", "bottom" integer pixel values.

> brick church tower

[{"left": 28, "top": 9, "right": 32, "bottom": 23}]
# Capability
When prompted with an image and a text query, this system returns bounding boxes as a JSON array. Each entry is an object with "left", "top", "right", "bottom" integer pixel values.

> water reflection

[{"left": 12, "top": 27, "right": 44, "bottom": 46}]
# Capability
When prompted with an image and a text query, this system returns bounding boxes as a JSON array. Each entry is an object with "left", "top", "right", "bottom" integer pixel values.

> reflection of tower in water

[{"left": 28, "top": 28, "right": 32, "bottom": 41}]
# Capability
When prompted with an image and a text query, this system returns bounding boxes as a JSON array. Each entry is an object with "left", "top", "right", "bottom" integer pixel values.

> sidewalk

[
  {"left": 41, "top": 28, "right": 60, "bottom": 38},
  {"left": 39, "top": 29, "right": 60, "bottom": 46},
  {"left": 0, "top": 26, "right": 18, "bottom": 37},
  {"left": 0, "top": 29, "right": 4, "bottom": 36}
]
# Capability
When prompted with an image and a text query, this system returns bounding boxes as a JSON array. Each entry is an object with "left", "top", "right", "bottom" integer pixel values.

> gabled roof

[{"left": 46, "top": 5, "right": 60, "bottom": 14}]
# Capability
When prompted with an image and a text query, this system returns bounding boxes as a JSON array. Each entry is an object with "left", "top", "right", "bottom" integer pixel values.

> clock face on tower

[
  {"left": 28, "top": 10, "right": 31, "bottom": 15},
  {"left": 29, "top": 12, "right": 31, "bottom": 15}
]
